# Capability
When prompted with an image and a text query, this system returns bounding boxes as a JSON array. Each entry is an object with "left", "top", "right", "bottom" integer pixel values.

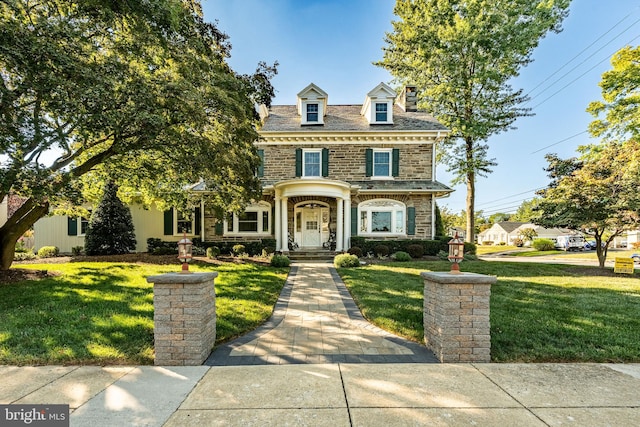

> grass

[
  {"left": 475, "top": 245, "right": 519, "bottom": 255},
  {"left": 339, "top": 260, "right": 640, "bottom": 362},
  {"left": 0, "top": 261, "right": 287, "bottom": 365}
]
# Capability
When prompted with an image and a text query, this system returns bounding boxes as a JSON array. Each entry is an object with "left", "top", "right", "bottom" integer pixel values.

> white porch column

[
  {"left": 343, "top": 197, "right": 351, "bottom": 250},
  {"left": 281, "top": 196, "right": 289, "bottom": 252},
  {"left": 336, "top": 198, "right": 344, "bottom": 252},
  {"left": 275, "top": 195, "right": 281, "bottom": 252}
]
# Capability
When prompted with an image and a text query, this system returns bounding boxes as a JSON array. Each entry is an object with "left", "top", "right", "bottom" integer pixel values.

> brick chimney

[{"left": 398, "top": 85, "right": 417, "bottom": 112}]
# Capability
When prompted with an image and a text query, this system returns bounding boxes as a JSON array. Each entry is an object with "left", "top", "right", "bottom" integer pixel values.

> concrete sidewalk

[
  {"left": 2, "top": 262, "right": 640, "bottom": 425},
  {"left": 2, "top": 363, "right": 640, "bottom": 426}
]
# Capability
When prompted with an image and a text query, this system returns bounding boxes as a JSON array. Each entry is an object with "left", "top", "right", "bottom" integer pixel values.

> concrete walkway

[{"left": 2, "top": 261, "right": 640, "bottom": 426}]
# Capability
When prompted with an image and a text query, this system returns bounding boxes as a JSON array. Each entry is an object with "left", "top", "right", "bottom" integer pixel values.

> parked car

[
  {"left": 632, "top": 254, "right": 640, "bottom": 264},
  {"left": 584, "top": 240, "right": 597, "bottom": 250}
]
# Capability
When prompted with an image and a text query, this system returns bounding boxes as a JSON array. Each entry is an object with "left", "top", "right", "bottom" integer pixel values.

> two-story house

[{"left": 34, "top": 83, "right": 453, "bottom": 253}]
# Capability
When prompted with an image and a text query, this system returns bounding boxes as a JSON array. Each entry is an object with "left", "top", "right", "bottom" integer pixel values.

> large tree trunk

[{"left": 0, "top": 198, "right": 49, "bottom": 270}]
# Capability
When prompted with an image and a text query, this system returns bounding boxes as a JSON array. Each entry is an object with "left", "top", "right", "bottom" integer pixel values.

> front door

[{"left": 301, "top": 208, "right": 321, "bottom": 248}]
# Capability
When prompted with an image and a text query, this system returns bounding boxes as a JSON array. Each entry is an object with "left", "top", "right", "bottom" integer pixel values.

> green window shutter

[
  {"left": 67, "top": 217, "right": 78, "bottom": 236},
  {"left": 214, "top": 221, "right": 223, "bottom": 236},
  {"left": 351, "top": 207, "right": 358, "bottom": 236},
  {"left": 295, "top": 148, "right": 302, "bottom": 177},
  {"left": 407, "top": 207, "right": 416, "bottom": 235},
  {"left": 321, "top": 148, "right": 329, "bottom": 177},
  {"left": 163, "top": 208, "right": 174, "bottom": 236},
  {"left": 392, "top": 148, "right": 400, "bottom": 177},
  {"left": 194, "top": 208, "right": 201, "bottom": 236},
  {"left": 257, "top": 149, "right": 264, "bottom": 177},
  {"left": 365, "top": 149, "right": 373, "bottom": 177}
]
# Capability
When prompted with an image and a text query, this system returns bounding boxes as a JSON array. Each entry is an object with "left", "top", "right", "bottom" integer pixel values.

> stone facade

[
  {"left": 147, "top": 272, "right": 217, "bottom": 366},
  {"left": 421, "top": 272, "right": 496, "bottom": 363}
]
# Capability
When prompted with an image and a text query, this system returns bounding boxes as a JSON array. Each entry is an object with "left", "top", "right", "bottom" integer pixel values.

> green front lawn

[
  {"left": 339, "top": 260, "right": 640, "bottom": 362},
  {"left": 0, "top": 261, "right": 287, "bottom": 365}
]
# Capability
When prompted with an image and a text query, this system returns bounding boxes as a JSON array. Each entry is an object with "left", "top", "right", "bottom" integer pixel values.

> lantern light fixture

[
  {"left": 447, "top": 231, "right": 465, "bottom": 274},
  {"left": 177, "top": 232, "right": 193, "bottom": 273}
]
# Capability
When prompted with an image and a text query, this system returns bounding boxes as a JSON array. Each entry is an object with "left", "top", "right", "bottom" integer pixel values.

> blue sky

[{"left": 204, "top": 0, "right": 640, "bottom": 216}]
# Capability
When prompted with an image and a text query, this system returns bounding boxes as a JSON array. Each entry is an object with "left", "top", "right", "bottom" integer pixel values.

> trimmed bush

[
  {"left": 14, "top": 251, "right": 36, "bottom": 261},
  {"left": 37, "top": 246, "right": 59, "bottom": 258},
  {"left": 206, "top": 246, "right": 220, "bottom": 259},
  {"left": 334, "top": 253, "right": 359, "bottom": 268},
  {"left": 72, "top": 246, "right": 83, "bottom": 256},
  {"left": 533, "top": 238, "right": 556, "bottom": 251},
  {"left": 152, "top": 247, "right": 176, "bottom": 255},
  {"left": 374, "top": 244, "right": 390, "bottom": 257},
  {"left": 270, "top": 254, "right": 291, "bottom": 267},
  {"left": 406, "top": 244, "right": 424, "bottom": 258},
  {"left": 482, "top": 241, "right": 494, "bottom": 245},
  {"left": 513, "top": 238, "right": 524, "bottom": 247},
  {"left": 348, "top": 246, "right": 363, "bottom": 257},
  {"left": 393, "top": 251, "right": 412, "bottom": 262},
  {"left": 232, "top": 244, "right": 246, "bottom": 255}
]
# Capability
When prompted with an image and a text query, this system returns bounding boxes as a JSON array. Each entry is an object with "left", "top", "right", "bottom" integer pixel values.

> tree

[
  {"left": 377, "top": 0, "right": 570, "bottom": 243},
  {"left": 84, "top": 182, "right": 136, "bottom": 256},
  {"left": 518, "top": 227, "right": 538, "bottom": 244},
  {"left": 434, "top": 204, "right": 447, "bottom": 237},
  {"left": 587, "top": 46, "right": 640, "bottom": 142},
  {"left": 0, "top": 1, "right": 276, "bottom": 269},
  {"left": 533, "top": 146, "right": 639, "bottom": 268},
  {"left": 488, "top": 213, "right": 511, "bottom": 224},
  {"left": 511, "top": 198, "right": 540, "bottom": 222}
]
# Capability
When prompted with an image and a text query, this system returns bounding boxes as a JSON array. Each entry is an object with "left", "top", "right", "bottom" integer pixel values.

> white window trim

[
  {"left": 174, "top": 210, "right": 195, "bottom": 236},
  {"left": 374, "top": 102, "right": 390, "bottom": 123},
  {"left": 371, "top": 100, "right": 393, "bottom": 124},
  {"left": 301, "top": 101, "right": 324, "bottom": 125},
  {"left": 302, "top": 148, "right": 322, "bottom": 178},
  {"left": 78, "top": 212, "right": 91, "bottom": 237},
  {"left": 358, "top": 200, "right": 406, "bottom": 236},
  {"left": 224, "top": 202, "right": 271, "bottom": 236},
  {"left": 371, "top": 148, "right": 394, "bottom": 179}
]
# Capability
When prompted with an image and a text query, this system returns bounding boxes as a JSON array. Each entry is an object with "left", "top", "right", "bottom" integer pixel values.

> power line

[
  {"left": 476, "top": 187, "right": 544, "bottom": 207},
  {"left": 531, "top": 33, "right": 640, "bottom": 110},
  {"left": 526, "top": 9, "right": 640, "bottom": 97},
  {"left": 530, "top": 130, "right": 588, "bottom": 154},
  {"left": 526, "top": 15, "right": 640, "bottom": 102}
]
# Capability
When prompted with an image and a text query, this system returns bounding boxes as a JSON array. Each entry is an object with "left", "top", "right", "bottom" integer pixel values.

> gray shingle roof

[{"left": 260, "top": 105, "right": 448, "bottom": 133}]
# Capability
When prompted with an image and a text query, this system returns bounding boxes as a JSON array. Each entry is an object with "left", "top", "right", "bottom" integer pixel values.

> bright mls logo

[{"left": 1, "top": 405, "right": 69, "bottom": 426}]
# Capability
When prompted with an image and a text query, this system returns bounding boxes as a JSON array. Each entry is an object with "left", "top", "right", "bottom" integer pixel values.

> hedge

[{"left": 349, "top": 237, "right": 476, "bottom": 257}]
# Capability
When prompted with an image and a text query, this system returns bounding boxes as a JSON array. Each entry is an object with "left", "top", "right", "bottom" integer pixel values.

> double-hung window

[
  {"left": 79, "top": 212, "right": 91, "bottom": 236},
  {"left": 176, "top": 211, "right": 194, "bottom": 235},
  {"left": 306, "top": 103, "right": 319, "bottom": 122},
  {"left": 375, "top": 103, "right": 388, "bottom": 122},
  {"left": 373, "top": 150, "right": 391, "bottom": 177},
  {"left": 304, "top": 149, "right": 321, "bottom": 177}
]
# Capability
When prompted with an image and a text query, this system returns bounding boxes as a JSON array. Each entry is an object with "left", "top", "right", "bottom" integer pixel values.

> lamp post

[
  {"left": 447, "top": 231, "right": 465, "bottom": 274},
  {"left": 177, "top": 232, "right": 193, "bottom": 273}
]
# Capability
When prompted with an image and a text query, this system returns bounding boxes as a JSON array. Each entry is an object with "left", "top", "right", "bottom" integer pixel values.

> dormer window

[
  {"left": 375, "top": 103, "right": 388, "bottom": 122},
  {"left": 297, "top": 83, "right": 328, "bottom": 126},
  {"left": 361, "top": 82, "right": 396, "bottom": 125},
  {"left": 306, "top": 103, "right": 319, "bottom": 122}
]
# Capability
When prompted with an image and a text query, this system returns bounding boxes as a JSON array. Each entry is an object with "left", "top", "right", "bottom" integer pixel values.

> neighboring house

[
  {"left": 477, "top": 222, "right": 526, "bottom": 245},
  {"left": 477, "top": 221, "right": 578, "bottom": 246},
  {"left": 34, "top": 83, "right": 453, "bottom": 253}
]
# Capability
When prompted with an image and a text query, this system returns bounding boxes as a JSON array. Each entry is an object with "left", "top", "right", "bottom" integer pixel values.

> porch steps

[{"left": 287, "top": 250, "right": 337, "bottom": 261}]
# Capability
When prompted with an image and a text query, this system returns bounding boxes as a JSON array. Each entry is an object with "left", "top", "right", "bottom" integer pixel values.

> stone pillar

[
  {"left": 421, "top": 272, "right": 496, "bottom": 363},
  {"left": 147, "top": 272, "right": 218, "bottom": 366}
]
